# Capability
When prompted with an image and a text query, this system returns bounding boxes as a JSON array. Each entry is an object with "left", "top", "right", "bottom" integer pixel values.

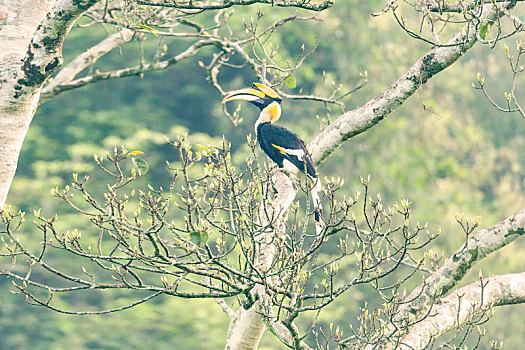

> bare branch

[
  {"left": 135, "top": 0, "right": 334, "bottom": 11},
  {"left": 41, "top": 28, "right": 135, "bottom": 103},
  {"left": 215, "top": 298, "right": 235, "bottom": 318},
  {"left": 364, "top": 209, "right": 525, "bottom": 349},
  {"left": 15, "top": 287, "right": 164, "bottom": 315},
  {"left": 40, "top": 38, "right": 222, "bottom": 101},
  {"left": 475, "top": 41, "right": 525, "bottom": 119},
  {"left": 309, "top": 1, "right": 517, "bottom": 166},
  {"left": 401, "top": 272, "right": 525, "bottom": 349},
  {"left": 398, "top": 208, "right": 525, "bottom": 324},
  {"left": 226, "top": 170, "right": 296, "bottom": 349},
  {"left": 427, "top": 0, "right": 525, "bottom": 13}
]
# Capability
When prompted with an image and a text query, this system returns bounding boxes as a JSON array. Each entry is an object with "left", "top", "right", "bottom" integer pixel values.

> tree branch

[
  {"left": 40, "top": 38, "right": 222, "bottom": 102},
  {"left": 226, "top": 170, "right": 297, "bottom": 350},
  {"left": 40, "top": 27, "right": 135, "bottom": 103},
  {"left": 398, "top": 208, "right": 525, "bottom": 324},
  {"left": 400, "top": 272, "right": 525, "bottom": 349},
  {"left": 136, "top": 0, "right": 334, "bottom": 11},
  {"left": 0, "top": 0, "right": 99, "bottom": 206},
  {"left": 215, "top": 298, "right": 236, "bottom": 319},
  {"left": 15, "top": 0, "right": 100, "bottom": 96},
  {"left": 365, "top": 208, "right": 525, "bottom": 350},
  {"left": 427, "top": 0, "right": 525, "bottom": 13},
  {"left": 309, "top": 1, "right": 517, "bottom": 166}
]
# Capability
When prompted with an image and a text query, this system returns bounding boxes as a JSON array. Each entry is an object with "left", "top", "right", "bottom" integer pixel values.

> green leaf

[
  {"left": 479, "top": 23, "right": 490, "bottom": 40},
  {"left": 285, "top": 75, "right": 297, "bottom": 89},
  {"left": 189, "top": 231, "right": 208, "bottom": 247},
  {"left": 132, "top": 158, "right": 149, "bottom": 176},
  {"left": 519, "top": 16, "right": 525, "bottom": 25}
]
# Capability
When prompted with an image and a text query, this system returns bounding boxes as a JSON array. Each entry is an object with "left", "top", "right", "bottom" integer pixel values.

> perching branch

[
  {"left": 226, "top": 170, "right": 297, "bottom": 350},
  {"left": 309, "top": 0, "right": 518, "bottom": 166}
]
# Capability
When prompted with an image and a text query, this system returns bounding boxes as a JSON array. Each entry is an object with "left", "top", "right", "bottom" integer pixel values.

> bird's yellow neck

[{"left": 257, "top": 101, "right": 281, "bottom": 124}]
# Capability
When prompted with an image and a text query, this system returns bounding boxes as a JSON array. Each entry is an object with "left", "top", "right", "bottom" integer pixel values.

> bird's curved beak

[{"left": 221, "top": 87, "right": 265, "bottom": 104}]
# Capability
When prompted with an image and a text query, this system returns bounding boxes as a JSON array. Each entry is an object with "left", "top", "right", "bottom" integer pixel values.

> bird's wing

[
  {"left": 259, "top": 123, "right": 323, "bottom": 233},
  {"left": 260, "top": 124, "right": 317, "bottom": 178}
]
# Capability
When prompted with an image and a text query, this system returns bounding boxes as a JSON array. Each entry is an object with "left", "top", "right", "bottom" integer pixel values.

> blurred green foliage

[{"left": 2, "top": 0, "right": 525, "bottom": 348}]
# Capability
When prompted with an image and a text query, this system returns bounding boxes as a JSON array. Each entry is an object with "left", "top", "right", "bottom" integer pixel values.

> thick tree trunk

[
  {"left": 0, "top": 0, "right": 99, "bottom": 207},
  {"left": 0, "top": 0, "right": 54, "bottom": 207}
]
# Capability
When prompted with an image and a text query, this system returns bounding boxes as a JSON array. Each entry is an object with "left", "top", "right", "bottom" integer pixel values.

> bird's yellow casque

[
  {"left": 222, "top": 82, "right": 323, "bottom": 232},
  {"left": 222, "top": 83, "right": 282, "bottom": 123}
]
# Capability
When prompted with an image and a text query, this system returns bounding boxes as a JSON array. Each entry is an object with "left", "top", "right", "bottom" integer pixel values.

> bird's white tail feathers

[{"left": 311, "top": 178, "right": 323, "bottom": 235}]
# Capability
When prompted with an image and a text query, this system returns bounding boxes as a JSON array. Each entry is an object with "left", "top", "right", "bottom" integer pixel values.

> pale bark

[
  {"left": 360, "top": 209, "right": 525, "bottom": 349},
  {"left": 0, "top": 0, "right": 99, "bottom": 207},
  {"left": 364, "top": 209, "right": 525, "bottom": 349},
  {"left": 227, "top": 3, "right": 519, "bottom": 348},
  {"left": 401, "top": 272, "right": 525, "bottom": 349},
  {"left": 309, "top": 30, "right": 474, "bottom": 164},
  {"left": 226, "top": 171, "right": 298, "bottom": 349},
  {"left": 0, "top": 0, "right": 54, "bottom": 207},
  {"left": 40, "top": 37, "right": 223, "bottom": 102},
  {"left": 0, "top": 1, "right": 523, "bottom": 349},
  {"left": 398, "top": 208, "right": 525, "bottom": 324},
  {"left": 135, "top": 0, "right": 333, "bottom": 11},
  {"left": 40, "top": 27, "right": 135, "bottom": 103},
  {"left": 309, "top": 3, "right": 512, "bottom": 165}
]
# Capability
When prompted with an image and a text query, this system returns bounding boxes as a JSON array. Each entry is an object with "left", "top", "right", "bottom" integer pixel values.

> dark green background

[{"left": 2, "top": 1, "right": 525, "bottom": 348}]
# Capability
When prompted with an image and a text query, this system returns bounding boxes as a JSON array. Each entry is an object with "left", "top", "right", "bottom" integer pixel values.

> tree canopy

[{"left": 1, "top": 0, "right": 525, "bottom": 348}]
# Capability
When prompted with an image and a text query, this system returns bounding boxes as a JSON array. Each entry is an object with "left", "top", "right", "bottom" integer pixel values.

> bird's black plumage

[
  {"left": 222, "top": 82, "right": 323, "bottom": 229},
  {"left": 256, "top": 122, "right": 317, "bottom": 178}
]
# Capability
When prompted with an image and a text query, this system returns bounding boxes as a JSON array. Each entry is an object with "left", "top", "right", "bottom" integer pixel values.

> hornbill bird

[{"left": 222, "top": 83, "right": 323, "bottom": 231}]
